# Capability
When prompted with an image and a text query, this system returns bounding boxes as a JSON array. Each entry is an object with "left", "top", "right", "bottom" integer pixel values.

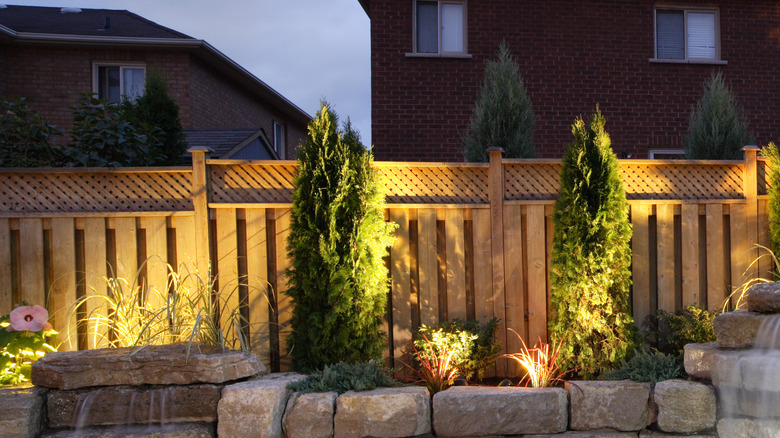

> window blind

[
  {"left": 441, "top": 3, "right": 464, "bottom": 53},
  {"left": 416, "top": 1, "right": 438, "bottom": 53},
  {"left": 688, "top": 12, "right": 716, "bottom": 59},
  {"left": 656, "top": 10, "right": 684, "bottom": 59}
]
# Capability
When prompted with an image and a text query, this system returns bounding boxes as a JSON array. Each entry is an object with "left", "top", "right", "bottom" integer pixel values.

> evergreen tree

[
  {"left": 0, "top": 96, "right": 62, "bottom": 167},
  {"left": 285, "top": 103, "right": 397, "bottom": 371},
  {"left": 549, "top": 108, "right": 635, "bottom": 378},
  {"left": 463, "top": 42, "right": 535, "bottom": 161},
  {"left": 686, "top": 71, "right": 753, "bottom": 160},
  {"left": 122, "top": 71, "right": 187, "bottom": 165},
  {"left": 761, "top": 143, "right": 780, "bottom": 256}
]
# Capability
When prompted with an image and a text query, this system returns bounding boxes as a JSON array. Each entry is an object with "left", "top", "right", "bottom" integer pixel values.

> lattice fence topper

[
  {"left": 210, "top": 163, "right": 296, "bottom": 204},
  {"left": 504, "top": 162, "right": 562, "bottom": 201},
  {"left": 0, "top": 169, "right": 193, "bottom": 213},
  {"left": 376, "top": 163, "right": 490, "bottom": 204},
  {"left": 619, "top": 162, "right": 744, "bottom": 200}
]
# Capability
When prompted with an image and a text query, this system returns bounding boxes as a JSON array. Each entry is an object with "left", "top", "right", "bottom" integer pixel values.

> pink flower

[{"left": 8, "top": 305, "right": 50, "bottom": 332}]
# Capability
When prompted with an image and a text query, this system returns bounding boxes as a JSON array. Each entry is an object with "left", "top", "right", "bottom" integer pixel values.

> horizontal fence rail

[{"left": 0, "top": 147, "right": 769, "bottom": 377}]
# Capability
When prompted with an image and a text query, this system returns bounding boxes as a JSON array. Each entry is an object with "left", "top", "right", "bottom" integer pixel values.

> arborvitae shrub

[
  {"left": 285, "top": 103, "right": 396, "bottom": 371},
  {"left": 0, "top": 96, "right": 62, "bottom": 167},
  {"left": 462, "top": 42, "right": 534, "bottom": 161},
  {"left": 762, "top": 143, "right": 780, "bottom": 256},
  {"left": 121, "top": 71, "right": 187, "bottom": 165},
  {"left": 549, "top": 109, "right": 635, "bottom": 378},
  {"left": 686, "top": 71, "right": 753, "bottom": 160}
]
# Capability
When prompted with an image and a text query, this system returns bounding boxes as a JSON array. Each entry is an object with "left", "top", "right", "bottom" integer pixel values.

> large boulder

[
  {"left": 653, "top": 379, "right": 716, "bottom": 433},
  {"left": 32, "top": 344, "right": 265, "bottom": 390},
  {"left": 0, "top": 386, "right": 46, "bottom": 438},
  {"left": 524, "top": 433, "right": 637, "bottom": 438},
  {"left": 712, "top": 310, "right": 775, "bottom": 349},
  {"left": 433, "top": 386, "right": 567, "bottom": 437},
  {"left": 217, "top": 372, "right": 305, "bottom": 438},
  {"left": 684, "top": 342, "right": 718, "bottom": 380},
  {"left": 747, "top": 281, "right": 780, "bottom": 313},
  {"left": 334, "top": 386, "right": 430, "bottom": 438},
  {"left": 282, "top": 392, "right": 337, "bottom": 438},
  {"left": 567, "top": 380, "right": 654, "bottom": 431},
  {"left": 718, "top": 418, "right": 780, "bottom": 438},
  {"left": 46, "top": 384, "right": 220, "bottom": 428}
]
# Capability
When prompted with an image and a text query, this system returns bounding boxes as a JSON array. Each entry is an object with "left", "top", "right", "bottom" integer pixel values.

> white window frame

[
  {"left": 273, "top": 121, "right": 286, "bottom": 159},
  {"left": 92, "top": 62, "right": 146, "bottom": 103},
  {"left": 407, "top": 0, "right": 470, "bottom": 58},
  {"left": 648, "top": 149, "right": 686, "bottom": 159},
  {"left": 651, "top": 6, "right": 725, "bottom": 64}
]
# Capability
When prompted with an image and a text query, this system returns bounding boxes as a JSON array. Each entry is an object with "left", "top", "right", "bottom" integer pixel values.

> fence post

[
  {"left": 743, "top": 145, "right": 760, "bottom": 279},
  {"left": 487, "top": 147, "right": 507, "bottom": 376},
  {"left": 190, "top": 146, "right": 213, "bottom": 280}
]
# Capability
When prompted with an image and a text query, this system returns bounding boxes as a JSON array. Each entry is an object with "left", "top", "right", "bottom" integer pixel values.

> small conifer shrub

[
  {"left": 762, "top": 143, "right": 780, "bottom": 256},
  {"left": 686, "top": 71, "right": 753, "bottom": 160},
  {"left": 285, "top": 103, "right": 396, "bottom": 371},
  {"left": 462, "top": 42, "right": 535, "bottom": 161},
  {"left": 549, "top": 108, "right": 635, "bottom": 378},
  {"left": 287, "top": 360, "right": 399, "bottom": 394}
]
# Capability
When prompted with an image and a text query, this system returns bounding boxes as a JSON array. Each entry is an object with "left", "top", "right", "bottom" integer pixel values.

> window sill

[
  {"left": 648, "top": 58, "right": 728, "bottom": 65},
  {"left": 405, "top": 52, "right": 473, "bottom": 59}
]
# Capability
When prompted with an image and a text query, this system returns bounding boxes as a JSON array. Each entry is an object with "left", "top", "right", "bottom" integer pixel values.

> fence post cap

[
  {"left": 486, "top": 147, "right": 505, "bottom": 153},
  {"left": 743, "top": 145, "right": 760, "bottom": 151},
  {"left": 187, "top": 146, "right": 214, "bottom": 154}
]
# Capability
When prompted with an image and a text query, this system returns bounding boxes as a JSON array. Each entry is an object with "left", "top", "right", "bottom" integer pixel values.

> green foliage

[
  {"left": 641, "top": 306, "right": 717, "bottom": 356},
  {"left": 762, "top": 143, "right": 780, "bottom": 256},
  {"left": 463, "top": 42, "right": 535, "bottom": 161},
  {"left": 685, "top": 71, "right": 753, "bottom": 160},
  {"left": 0, "top": 304, "right": 58, "bottom": 385},
  {"left": 285, "top": 103, "right": 397, "bottom": 371},
  {"left": 411, "top": 330, "right": 472, "bottom": 393},
  {"left": 503, "top": 332, "right": 575, "bottom": 388},
  {"left": 549, "top": 108, "right": 636, "bottom": 378},
  {"left": 121, "top": 71, "right": 187, "bottom": 165},
  {"left": 417, "top": 318, "right": 500, "bottom": 381},
  {"left": 601, "top": 349, "right": 684, "bottom": 383},
  {"left": 62, "top": 93, "right": 164, "bottom": 167},
  {"left": 0, "top": 96, "right": 63, "bottom": 167},
  {"left": 287, "top": 360, "right": 400, "bottom": 394}
]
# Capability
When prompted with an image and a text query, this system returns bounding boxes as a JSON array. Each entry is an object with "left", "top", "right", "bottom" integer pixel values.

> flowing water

[{"left": 70, "top": 386, "right": 176, "bottom": 432}]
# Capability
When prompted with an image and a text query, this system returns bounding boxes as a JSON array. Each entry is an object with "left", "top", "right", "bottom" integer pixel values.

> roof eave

[{"left": 358, "top": 0, "right": 370, "bottom": 17}]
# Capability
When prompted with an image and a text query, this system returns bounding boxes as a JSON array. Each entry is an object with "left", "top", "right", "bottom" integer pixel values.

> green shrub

[
  {"left": 641, "top": 306, "right": 717, "bottom": 356},
  {"left": 601, "top": 349, "right": 684, "bottom": 383},
  {"left": 685, "top": 71, "right": 753, "bottom": 160},
  {"left": 121, "top": 71, "right": 187, "bottom": 165},
  {"left": 285, "top": 103, "right": 396, "bottom": 371},
  {"left": 549, "top": 108, "right": 636, "bottom": 378},
  {"left": 63, "top": 93, "right": 164, "bottom": 167},
  {"left": 462, "top": 42, "right": 534, "bottom": 161},
  {"left": 762, "top": 143, "right": 780, "bottom": 256},
  {"left": 0, "top": 96, "right": 63, "bottom": 167},
  {"left": 287, "top": 360, "right": 399, "bottom": 394},
  {"left": 412, "top": 327, "right": 475, "bottom": 393},
  {"left": 416, "top": 318, "right": 500, "bottom": 381}
]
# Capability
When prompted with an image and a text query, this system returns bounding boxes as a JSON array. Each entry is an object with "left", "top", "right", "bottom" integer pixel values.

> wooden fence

[{"left": 0, "top": 146, "right": 769, "bottom": 376}]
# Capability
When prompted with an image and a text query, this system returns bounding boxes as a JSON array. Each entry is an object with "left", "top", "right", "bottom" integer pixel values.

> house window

[
  {"left": 415, "top": 1, "right": 466, "bottom": 54},
  {"left": 94, "top": 64, "right": 146, "bottom": 103},
  {"left": 274, "top": 121, "right": 286, "bottom": 159},
  {"left": 655, "top": 7, "right": 719, "bottom": 62}
]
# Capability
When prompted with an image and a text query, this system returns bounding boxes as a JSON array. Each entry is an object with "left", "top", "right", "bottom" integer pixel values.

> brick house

[
  {"left": 358, "top": 0, "right": 780, "bottom": 161},
  {"left": 0, "top": 5, "right": 310, "bottom": 160}
]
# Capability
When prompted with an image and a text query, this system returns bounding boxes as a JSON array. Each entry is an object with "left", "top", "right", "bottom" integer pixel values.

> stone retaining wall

[{"left": 2, "top": 376, "right": 724, "bottom": 438}]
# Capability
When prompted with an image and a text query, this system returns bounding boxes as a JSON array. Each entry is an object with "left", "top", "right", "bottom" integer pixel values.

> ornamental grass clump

[
  {"left": 549, "top": 108, "right": 636, "bottom": 378},
  {"left": 418, "top": 318, "right": 500, "bottom": 382},
  {"left": 502, "top": 330, "right": 575, "bottom": 388},
  {"left": 411, "top": 326, "right": 477, "bottom": 393},
  {"left": 285, "top": 103, "right": 396, "bottom": 371}
]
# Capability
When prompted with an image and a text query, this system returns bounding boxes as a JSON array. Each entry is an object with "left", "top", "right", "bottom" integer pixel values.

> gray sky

[{"left": 7, "top": 0, "right": 373, "bottom": 145}]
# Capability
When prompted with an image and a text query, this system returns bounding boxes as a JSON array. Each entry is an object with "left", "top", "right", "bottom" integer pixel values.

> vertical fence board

[
  {"left": 390, "top": 208, "right": 411, "bottom": 369},
  {"left": 245, "top": 208, "right": 270, "bottom": 366},
  {"left": 503, "top": 204, "right": 525, "bottom": 376},
  {"left": 215, "top": 209, "right": 240, "bottom": 345},
  {"left": 50, "top": 218, "right": 77, "bottom": 351},
  {"left": 144, "top": 216, "right": 169, "bottom": 311},
  {"left": 681, "top": 204, "right": 700, "bottom": 307},
  {"left": 114, "top": 217, "right": 138, "bottom": 283},
  {"left": 706, "top": 204, "right": 726, "bottom": 310},
  {"left": 631, "top": 205, "right": 651, "bottom": 325},
  {"left": 417, "top": 208, "right": 438, "bottom": 326},
  {"left": 656, "top": 204, "right": 676, "bottom": 312},
  {"left": 274, "top": 208, "right": 293, "bottom": 370},
  {"left": 445, "top": 209, "right": 466, "bottom": 320},
  {"left": 19, "top": 218, "right": 45, "bottom": 307},
  {"left": 526, "top": 205, "right": 547, "bottom": 344},
  {"left": 83, "top": 218, "right": 107, "bottom": 349},
  {"left": 730, "top": 203, "right": 749, "bottom": 306},
  {"left": 0, "top": 219, "right": 9, "bottom": 314},
  {"left": 173, "top": 216, "right": 196, "bottom": 272},
  {"left": 472, "top": 208, "right": 495, "bottom": 377}
]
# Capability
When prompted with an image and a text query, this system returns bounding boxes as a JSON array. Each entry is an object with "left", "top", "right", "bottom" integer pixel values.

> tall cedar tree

[
  {"left": 122, "top": 71, "right": 187, "bottom": 165},
  {"left": 463, "top": 43, "right": 535, "bottom": 161},
  {"left": 686, "top": 71, "right": 753, "bottom": 160},
  {"left": 286, "top": 104, "right": 396, "bottom": 371},
  {"left": 761, "top": 143, "right": 780, "bottom": 257},
  {"left": 549, "top": 109, "right": 635, "bottom": 378}
]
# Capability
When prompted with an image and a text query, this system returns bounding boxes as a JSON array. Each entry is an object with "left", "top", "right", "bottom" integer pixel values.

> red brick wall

[{"left": 370, "top": 0, "right": 780, "bottom": 161}]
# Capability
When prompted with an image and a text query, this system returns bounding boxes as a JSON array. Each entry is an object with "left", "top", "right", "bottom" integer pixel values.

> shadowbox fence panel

[{"left": 0, "top": 148, "right": 769, "bottom": 377}]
